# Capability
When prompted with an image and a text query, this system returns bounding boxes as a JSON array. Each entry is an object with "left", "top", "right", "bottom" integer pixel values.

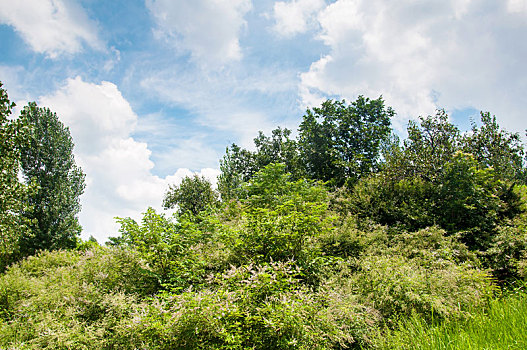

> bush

[
  {"left": 352, "top": 255, "right": 495, "bottom": 322},
  {"left": 317, "top": 215, "right": 389, "bottom": 258},
  {"left": 110, "top": 262, "right": 380, "bottom": 349},
  {"left": 0, "top": 247, "right": 158, "bottom": 349},
  {"left": 486, "top": 220, "right": 527, "bottom": 282},
  {"left": 322, "top": 227, "right": 495, "bottom": 324}
]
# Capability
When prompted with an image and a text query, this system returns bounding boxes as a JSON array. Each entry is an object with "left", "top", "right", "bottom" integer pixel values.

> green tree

[
  {"left": 163, "top": 175, "right": 218, "bottom": 216},
  {"left": 0, "top": 82, "right": 32, "bottom": 269},
  {"left": 252, "top": 127, "right": 301, "bottom": 178},
  {"left": 298, "top": 96, "right": 393, "bottom": 186},
  {"left": 217, "top": 143, "right": 256, "bottom": 201},
  {"left": 234, "top": 163, "right": 331, "bottom": 266},
  {"left": 18, "top": 103, "right": 85, "bottom": 256},
  {"left": 436, "top": 152, "right": 504, "bottom": 250},
  {"left": 463, "top": 112, "right": 525, "bottom": 183},
  {"left": 217, "top": 127, "right": 301, "bottom": 201},
  {"left": 383, "top": 110, "right": 461, "bottom": 182}
]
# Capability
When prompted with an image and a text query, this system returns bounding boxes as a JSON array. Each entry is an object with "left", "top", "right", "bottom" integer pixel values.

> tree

[
  {"left": 0, "top": 82, "right": 32, "bottom": 269},
  {"left": 436, "top": 152, "right": 504, "bottom": 251},
  {"left": 163, "top": 175, "right": 218, "bottom": 216},
  {"left": 252, "top": 127, "right": 302, "bottom": 178},
  {"left": 217, "top": 144, "right": 257, "bottom": 201},
  {"left": 18, "top": 103, "right": 85, "bottom": 256},
  {"left": 383, "top": 109, "right": 461, "bottom": 183},
  {"left": 217, "top": 127, "right": 301, "bottom": 201},
  {"left": 463, "top": 112, "right": 525, "bottom": 184},
  {"left": 298, "top": 96, "right": 393, "bottom": 186}
]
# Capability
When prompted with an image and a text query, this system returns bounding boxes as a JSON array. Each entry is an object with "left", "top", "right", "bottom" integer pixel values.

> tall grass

[{"left": 377, "top": 283, "right": 527, "bottom": 349}]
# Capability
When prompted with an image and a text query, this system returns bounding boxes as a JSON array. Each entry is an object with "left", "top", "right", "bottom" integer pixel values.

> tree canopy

[
  {"left": 17, "top": 103, "right": 86, "bottom": 256},
  {"left": 163, "top": 174, "right": 218, "bottom": 216},
  {"left": 0, "top": 83, "right": 32, "bottom": 269}
]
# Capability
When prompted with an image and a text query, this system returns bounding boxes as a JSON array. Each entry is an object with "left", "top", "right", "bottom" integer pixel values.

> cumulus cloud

[
  {"left": 39, "top": 77, "right": 220, "bottom": 242},
  {"left": 299, "top": 0, "right": 527, "bottom": 133},
  {"left": 271, "top": 0, "right": 325, "bottom": 38},
  {"left": 0, "top": 0, "right": 103, "bottom": 58},
  {"left": 146, "top": 0, "right": 252, "bottom": 66}
]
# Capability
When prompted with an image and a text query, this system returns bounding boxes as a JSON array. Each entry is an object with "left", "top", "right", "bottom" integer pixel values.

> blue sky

[{"left": 1, "top": 0, "right": 526, "bottom": 242}]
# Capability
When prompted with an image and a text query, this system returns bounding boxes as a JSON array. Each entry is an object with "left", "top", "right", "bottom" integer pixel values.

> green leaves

[
  {"left": 0, "top": 82, "right": 33, "bottom": 270},
  {"left": 463, "top": 112, "right": 526, "bottom": 183},
  {"left": 18, "top": 102, "right": 85, "bottom": 256},
  {"left": 299, "top": 96, "right": 393, "bottom": 186},
  {"left": 163, "top": 174, "right": 218, "bottom": 217}
]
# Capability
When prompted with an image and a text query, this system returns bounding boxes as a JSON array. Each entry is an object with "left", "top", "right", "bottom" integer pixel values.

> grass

[{"left": 376, "top": 283, "right": 527, "bottom": 349}]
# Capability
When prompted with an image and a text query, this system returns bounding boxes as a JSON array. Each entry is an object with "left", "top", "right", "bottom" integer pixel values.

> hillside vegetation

[{"left": 1, "top": 83, "right": 526, "bottom": 349}]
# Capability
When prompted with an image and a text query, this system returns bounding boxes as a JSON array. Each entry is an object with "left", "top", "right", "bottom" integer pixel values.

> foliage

[
  {"left": 217, "top": 127, "right": 300, "bottom": 200},
  {"left": 435, "top": 152, "right": 504, "bottom": 250},
  {"left": 0, "top": 82, "right": 33, "bottom": 270},
  {"left": 0, "top": 248, "right": 157, "bottom": 349},
  {"left": 351, "top": 255, "right": 494, "bottom": 322},
  {"left": 0, "top": 251, "right": 380, "bottom": 349},
  {"left": 463, "top": 112, "right": 526, "bottom": 183},
  {"left": 109, "top": 262, "right": 380, "bottom": 350},
  {"left": 163, "top": 174, "right": 218, "bottom": 216},
  {"left": 114, "top": 208, "right": 209, "bottom": 292},
  {"left": 230, "top": 164, "right": 333, "bottom": 271},
  {"left": 18, "top": 102, "right": 85, "bottom": 257},
  {"left": 352, "top": 113, "right": 524, "bottom": 252},
  {"left": 385, "top": 110, "right": 460, "bottom": 182},
  {"left": 1, "top": 87, "right": 527, "bottom": 348},
  {"left": 321, "top": 225, "right": 493, "bottom": 324},
  {"left": 485, "top": 188, "right": 527, "bottom": 282},
  {"left": 298, "top": 96, "right": 393, "bottom": 186},
  {"left": 376, "top": 283, "right": 527, "bottom": 349}
]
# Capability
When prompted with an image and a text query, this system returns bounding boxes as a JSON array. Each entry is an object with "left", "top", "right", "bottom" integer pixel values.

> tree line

[{"left": 1, "top": 81, "right": 526, "bottom": 348}]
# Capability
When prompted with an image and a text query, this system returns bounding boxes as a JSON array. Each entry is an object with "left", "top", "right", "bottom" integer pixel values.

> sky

[{"left": 0, "top": 0, "right": 526, "bottom": 243}]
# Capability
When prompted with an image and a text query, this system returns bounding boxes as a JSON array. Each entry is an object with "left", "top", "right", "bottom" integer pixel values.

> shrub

[
  {"left": 111, "top": 262, "right": 380, "bottom": 349},
  {"left": 0, "top": 247, "right": 158, "bottom": 349},
  {"left": 486, "top": 219, "right": 527, "bottom": 282},
  {"left": 357, "top": 255, "right": 494, "bottom": 322}
]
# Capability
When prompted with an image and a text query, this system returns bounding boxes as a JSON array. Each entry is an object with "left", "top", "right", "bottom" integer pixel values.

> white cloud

[
  {"left": 299, "top": 0, "right": 527, "bottom": 134},
  {"left": 39, "top": 77, "right": 220, "bottom": 242},
  {"left": 0, "top": 0, "right": 103, "bottom": 58},
  {"left": 507, "top": 0, "right": 527, "bottom": 14},
  {"left": 146, "top": 0, "right": 252, "bottom": 66},
  {"left": 271, "top": 0, "right": 325, "bottom": 38}
]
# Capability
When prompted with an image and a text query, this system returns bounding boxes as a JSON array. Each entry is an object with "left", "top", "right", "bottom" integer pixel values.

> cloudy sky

[{"left": 1, "top": 0, "right": 526, "bottom": 242}]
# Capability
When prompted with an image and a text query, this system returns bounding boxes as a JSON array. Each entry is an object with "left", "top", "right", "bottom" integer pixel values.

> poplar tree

[{"left": 18, "top": 103, "right": 85, "bottom": 256}]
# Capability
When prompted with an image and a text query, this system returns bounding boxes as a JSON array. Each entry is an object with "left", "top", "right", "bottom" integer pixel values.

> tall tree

[
  {"left": 252, "top": 127, "right": 301, "bottom": 178},
  {"left": 0, "top": 83, "right": 32, "bottom": 268},
  {"left": 298, "top": 96, "right": 393, "bottom": 186},
  {"left": 18, "top": 103, "right": 85, "bottom": 256},
  {"left": 218, "top": 144, "right": 257, "bottom": 201}
]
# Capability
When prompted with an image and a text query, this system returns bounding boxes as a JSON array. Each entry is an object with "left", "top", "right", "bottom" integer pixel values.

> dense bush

[
  {"left": 321, "top": 226, "right": 494, "bottom": 324},
  {"left": 106, "top": 262, "right": 380, "bottom": 350},
  {"left": 0, "top": 248, "right": 158, "bottom": 349}
]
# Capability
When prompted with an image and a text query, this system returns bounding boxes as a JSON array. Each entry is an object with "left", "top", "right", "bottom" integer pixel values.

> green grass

[{"left": 376, "top": 285, "right": 527, "bottom": 349}]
